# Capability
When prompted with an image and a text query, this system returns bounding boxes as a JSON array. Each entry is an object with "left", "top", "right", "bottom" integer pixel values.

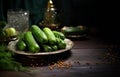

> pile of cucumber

[{"left": 16, "top": 25, "right": 66, "bottom": 53}]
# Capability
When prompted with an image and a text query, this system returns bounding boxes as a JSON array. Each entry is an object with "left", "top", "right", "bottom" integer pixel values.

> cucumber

[
  {"left": 52, "top": 31, "right": 65, "bottom": 40},
  {"left": 24, "top": 31, "right": 40, "bottom": 53},
  {"left": 42, "top": 45, "right": 52, "bottom": 52},
  {"left": 56, "top": 37, "right": 61, "bottom": 44},
  {"left": 31, "top": 25, "right": 48, "bottom": 44},
  {"left": 51, "top": 45, "right": 58, "bottom": 51},
  {"left": 43, "top": 27, "right": 56, "bottom": 45},
  {"left": 62, "top": 26, "right": 86, "bottom": 35},
  {"left": 58, "top": 40, "right": 66, "bottom": 49},
  {"left": 16, "top": 39, "right": 26, "bottom": 51},
  {"left": 56, "top": 37, "right": 66, "bottom": 49}
]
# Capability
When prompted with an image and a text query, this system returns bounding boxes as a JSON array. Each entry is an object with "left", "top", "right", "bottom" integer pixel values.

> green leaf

[
  {"left": 0, "top": 44, "right": 28, "bottom": 71},
  {"left": 0, "top": 44, "right": 6, "bottom": 52}
]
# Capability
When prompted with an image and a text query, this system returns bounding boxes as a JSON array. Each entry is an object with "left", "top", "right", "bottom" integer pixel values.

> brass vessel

[{"left": 40, "top": 0, "right": 59, "bottom": 30}]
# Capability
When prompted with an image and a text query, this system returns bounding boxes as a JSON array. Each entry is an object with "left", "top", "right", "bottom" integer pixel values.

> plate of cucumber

[
  {"left": 61, "top": 25, "right": 88, "bottom": 38},
  {"left": 7, "top": 25, "right": 74, "bottom": 57},
  {"left": 7, "top": 38, "right": 74, "bottom": 56}
]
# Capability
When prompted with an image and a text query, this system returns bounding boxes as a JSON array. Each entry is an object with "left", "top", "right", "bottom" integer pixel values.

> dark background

[{"left": 0, "top": 0, "right": 119, "bottom": 41}]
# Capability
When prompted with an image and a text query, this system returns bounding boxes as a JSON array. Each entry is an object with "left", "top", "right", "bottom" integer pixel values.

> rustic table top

[{"left": 0, "top": 36, "right": 120, "bottom": 77}]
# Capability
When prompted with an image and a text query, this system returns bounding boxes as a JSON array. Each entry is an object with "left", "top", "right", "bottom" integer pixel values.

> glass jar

[{"left": 7, "top": 9, "right": 29, "bottom": 32}]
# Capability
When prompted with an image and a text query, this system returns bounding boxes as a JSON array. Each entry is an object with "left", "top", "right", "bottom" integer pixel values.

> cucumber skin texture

[
  {"left": 62, "top": 27, "right": 86, "bottom": 35},
  {"left": 24, "top": 31, "right": 40, "bottom": 53},
  {"left": 31, "top": 25, "right": 48, "bottom": 44},
  {"left": 16, "top": 39, "right": 26, "bottom": 51},
  {"left": 51, "top": 45, "right": 58, "bottom": 51},
  {"left": 42, "top": 45, "right": 52, "bottom": 52},
  {"left": 43, "top": 27, "right": 56, "bottom": 45},
  {"left": 56, "top": 38, "right": 66, "bottom": 49},
  {"left": 58, "top": 40, "right": 66, "bottom": 49},
  {"left": 52, "top": 31, "right": 65, "bottom": 40}
]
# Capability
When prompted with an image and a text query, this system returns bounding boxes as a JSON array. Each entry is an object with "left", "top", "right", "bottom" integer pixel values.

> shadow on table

[{"left": 13, "top": 50, "right": 72, "bottom": 67}]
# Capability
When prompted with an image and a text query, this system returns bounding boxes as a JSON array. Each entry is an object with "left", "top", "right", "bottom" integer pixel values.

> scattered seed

[{"left": 48, "top": 60, "right": 72, "bottom": 70}]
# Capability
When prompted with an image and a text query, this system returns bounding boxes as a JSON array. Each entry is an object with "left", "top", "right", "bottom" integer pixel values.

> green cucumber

[
  {"left": 56, "top": 37, "right": 66, "bottom": 49},
  {"left": 58, "top": 40, "right": 66, "bottom": 49},
  {"left": 52, "top": 31, "right": 65, "bottom": 40},
  {"left": 24, "top": 31, "right": 40, "bottom": 53},
  {"left": 62, "top": 26, "right": 86, "bottom": 35},
  {"left": 31, "top": 25, "right": 48, "bottom": 44},
  {"left": 51, "top": 45, "right": 58, "bottom": 51},
  {"left": 43, "top": 27, "right": 56, "bottom": 45},
  {"left": 42, "top": 45, "right": 52, "bottom": 52},
  {"left": 16, "top": 39, "right": 26, "bottom": 51}
]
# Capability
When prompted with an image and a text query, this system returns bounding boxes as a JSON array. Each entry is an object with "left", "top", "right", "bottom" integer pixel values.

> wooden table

[{"left": 0, "top": 36, "right": 120, "bottom": 77}]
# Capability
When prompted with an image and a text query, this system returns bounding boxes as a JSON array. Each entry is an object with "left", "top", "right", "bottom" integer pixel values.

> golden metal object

[{"left": 41, "top": 0, "right": 59, "bottom": 30}]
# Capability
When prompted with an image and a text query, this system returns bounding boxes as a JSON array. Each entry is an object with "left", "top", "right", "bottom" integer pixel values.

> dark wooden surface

[{"left": 0, "top": 36, "right": 120, "bottom": 77}]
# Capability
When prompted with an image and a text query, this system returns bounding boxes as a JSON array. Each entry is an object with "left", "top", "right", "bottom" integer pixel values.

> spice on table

[
  {"left": 98, "top": 45, "right": 120, "bottom": 65},
  {"left": 49, "top": 60, "right": 72, "bottom": 70},
  {"left": 74, "top": 60, "right": 81, "bottom": 65}
]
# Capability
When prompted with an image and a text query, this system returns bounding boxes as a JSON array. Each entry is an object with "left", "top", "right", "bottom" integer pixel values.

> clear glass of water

[{"left": 7, "top": 9, "right": 29, "bottom": 32}]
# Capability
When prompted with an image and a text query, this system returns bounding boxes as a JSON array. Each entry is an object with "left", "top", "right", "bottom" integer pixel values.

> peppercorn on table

[{"left": 0, "top": 36, "right": 120, "bottom": 77}]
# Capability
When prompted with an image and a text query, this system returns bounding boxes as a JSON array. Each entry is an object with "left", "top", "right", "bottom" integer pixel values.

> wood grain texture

[{"left": 0, "top": 37, "right": 120, "bottom": 77}]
